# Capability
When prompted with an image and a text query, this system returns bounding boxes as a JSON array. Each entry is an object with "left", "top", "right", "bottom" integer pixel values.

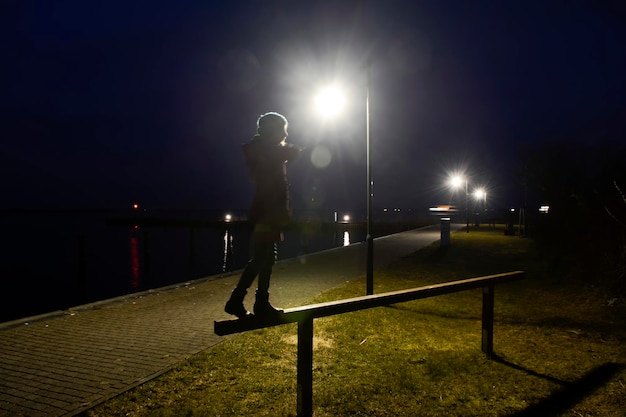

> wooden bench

[{"left": 215, "top": 270, "right": 525, "bottom": 416}]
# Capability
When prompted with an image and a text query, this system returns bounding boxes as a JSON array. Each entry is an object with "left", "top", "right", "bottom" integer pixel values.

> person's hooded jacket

[{"left": 242, "top": 134, "right": 301, "bottom": 227}]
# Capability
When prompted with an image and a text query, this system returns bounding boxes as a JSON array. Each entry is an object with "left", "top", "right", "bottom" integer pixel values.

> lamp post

[
  {"left": 314, "top": 61, "right": 374, "bottom": 295},
  {"left": 365, "top": 60, "right": 373, "bottom": 295},
  {"left": 450, "top": 175, "right": 469, "bottom": 233}
]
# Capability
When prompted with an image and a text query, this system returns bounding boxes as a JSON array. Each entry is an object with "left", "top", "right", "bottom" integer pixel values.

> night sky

[{"left": 2, "top": 1, "right": 625, "bottom": 215}]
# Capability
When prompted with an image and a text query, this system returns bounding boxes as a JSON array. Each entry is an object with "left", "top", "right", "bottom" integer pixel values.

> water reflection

[
  {"left": 334, "top": 229, "right": 352, "bottom": 247},
  {"left": 129, "top": 232, "right": 140, "bottom": 290},
  {"left": 343, "top": 230, "right": 350, "bottom": 246},
  {"left": 123, "top": 224, "right": 350, "bottom": 292},
  {"left": 222, "top": 228, "right": 234, "bottom": 272}
]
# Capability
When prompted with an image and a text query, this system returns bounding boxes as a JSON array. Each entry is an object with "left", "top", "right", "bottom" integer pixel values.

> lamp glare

[{"left": 314, "top": 86, "right": 345, "bottom": 118}]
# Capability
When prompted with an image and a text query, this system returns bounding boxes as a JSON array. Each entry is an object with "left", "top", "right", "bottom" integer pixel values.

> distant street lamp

[
  {"left": 473, "top": 188, "right": 487, "bottom": 226},
  {"left": 473, "top": 188, "right": 487, "bottom": 211},
  {"left": 450, "top": 175, "right": 469, "bottom": 233},
  {"left": 314, "top": 61, "right": 374, "bottom": 295}
]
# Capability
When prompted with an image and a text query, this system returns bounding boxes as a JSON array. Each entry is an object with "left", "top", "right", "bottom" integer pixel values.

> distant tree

[
  {"left": 518, "top": 139, "right": 626, "bottom": 294},
  {"left": 604, "top": 181, "right": 626, "bottom": 293},
  {"left": 605, "top": 180, "right": 626, "bottom": 227}
]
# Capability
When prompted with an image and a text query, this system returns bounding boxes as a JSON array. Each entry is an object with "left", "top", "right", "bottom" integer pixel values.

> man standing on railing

[{"left": 225, "top": 112, "right": 302, "bottom": 319}]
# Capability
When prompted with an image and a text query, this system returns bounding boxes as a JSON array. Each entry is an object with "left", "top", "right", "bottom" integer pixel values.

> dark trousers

[{"left": 235, "top": 241, "right": 277, "bottom": 293}]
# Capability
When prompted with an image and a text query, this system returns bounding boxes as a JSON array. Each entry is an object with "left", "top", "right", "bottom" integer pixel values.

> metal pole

[
  {"left": 297, "top": 318, "right": 314, "bottom": 417},
  {"left": 366, "top": 59, "right": 374, "bottom": 295},
  {"left": 465, "top": 180, "right": 469, "bottom": 233},
  {"left": 481, "top": 285, "right": 495, "bottom": 358}
]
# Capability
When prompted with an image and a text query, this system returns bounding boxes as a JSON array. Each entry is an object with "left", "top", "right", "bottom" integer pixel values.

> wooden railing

[{"left": 215, "top": 271, "right": 525, "bottom": 416}]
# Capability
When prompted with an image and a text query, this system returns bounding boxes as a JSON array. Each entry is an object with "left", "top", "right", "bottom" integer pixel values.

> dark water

[{"left": 0, "top": 211, "right": 365, "bottom": 322}]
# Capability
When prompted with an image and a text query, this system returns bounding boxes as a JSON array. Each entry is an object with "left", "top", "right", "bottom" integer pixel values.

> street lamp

[
  {"left": 450, "top": 175, "right": 469, "bottom": 233},
  {"left": 313, "top": 61, "right": 374, "bottom": 295},
  {"left": 365, "top": 60, "right": 373, "bottom": 295},
  {"left": 473, "top": 188, "right": 487, "bottom": 226},
  {"left": 313, "top": 85, "right": 346, "bottom": 119},
  {"left": 473, "top": 188, "right": 487, "bottom": 211}
]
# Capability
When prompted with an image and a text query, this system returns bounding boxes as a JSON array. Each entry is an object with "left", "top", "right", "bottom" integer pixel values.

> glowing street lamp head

[
  {"left": 473, "top": 188, "right": 486, "bottom": 200},
  {"left": 314, "top": 85, "right": 346, "bottom": 119},
  {"left": 450, "top": 175, "right": 464, "bottom": 189}
]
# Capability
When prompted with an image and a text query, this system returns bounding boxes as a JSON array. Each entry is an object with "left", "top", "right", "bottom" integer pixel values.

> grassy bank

[{"left": 85, "top": 226, "right": 626, "bottom": 416}]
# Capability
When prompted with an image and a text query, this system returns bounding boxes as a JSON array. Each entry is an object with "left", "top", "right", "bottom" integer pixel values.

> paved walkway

[{"left": 0, "top": 224, "right": 460, "bottom": 416}]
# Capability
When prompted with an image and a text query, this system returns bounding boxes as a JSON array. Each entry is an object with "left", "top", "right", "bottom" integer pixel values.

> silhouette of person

[{"left": 225, "top": 112, "right": 302, "bottom": 318}]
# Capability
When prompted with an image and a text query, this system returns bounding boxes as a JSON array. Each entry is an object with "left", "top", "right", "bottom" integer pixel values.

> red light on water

[{"left": 129, "top": 236, "right": 140, "bottom": 290}]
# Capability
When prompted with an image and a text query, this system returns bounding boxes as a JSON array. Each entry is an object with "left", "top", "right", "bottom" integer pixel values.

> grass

[{"left": 84, "top": 226, "right": 626, "bottom": 416}]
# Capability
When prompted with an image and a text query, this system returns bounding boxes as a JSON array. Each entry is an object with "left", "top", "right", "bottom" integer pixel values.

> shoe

[
  {"left": 253, "top": 290, "right": 284, "bottom": 319},
  {"left": 225, "top": 288, "right": 252, "bottom": 319}
]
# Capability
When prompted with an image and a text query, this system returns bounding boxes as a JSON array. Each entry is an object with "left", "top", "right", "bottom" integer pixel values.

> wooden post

[
  {"left": 297, "top": 318, "right": 314, "bottom": 417},
  {"left": 481, "top": 284, "right": 495, "bottom": 357}
]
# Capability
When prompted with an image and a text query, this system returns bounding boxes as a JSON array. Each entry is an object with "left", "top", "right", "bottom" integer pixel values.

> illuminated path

[{"left": 0, "top": 223, "right": 462, "bottom": 416}]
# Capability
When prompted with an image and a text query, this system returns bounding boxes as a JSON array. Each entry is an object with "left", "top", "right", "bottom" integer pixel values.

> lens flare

[{"left": 310, "top": 145, "right": 332, "bottom": 169}]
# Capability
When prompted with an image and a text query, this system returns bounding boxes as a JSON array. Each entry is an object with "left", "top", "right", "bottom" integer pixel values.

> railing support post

[
  {"left": 481, "top": 284, "right": 494, "bottom": 358},
  {"left": 215, "top": 271, "right": 525, "bottom": 416},
  {"left": 297, "top": 318, "right": 314, "bottom": 417}
]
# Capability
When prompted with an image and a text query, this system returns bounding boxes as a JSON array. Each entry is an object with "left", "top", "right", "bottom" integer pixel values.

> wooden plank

[{"left": 214, "top": 271, "right": 525, "bottom": 336}]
